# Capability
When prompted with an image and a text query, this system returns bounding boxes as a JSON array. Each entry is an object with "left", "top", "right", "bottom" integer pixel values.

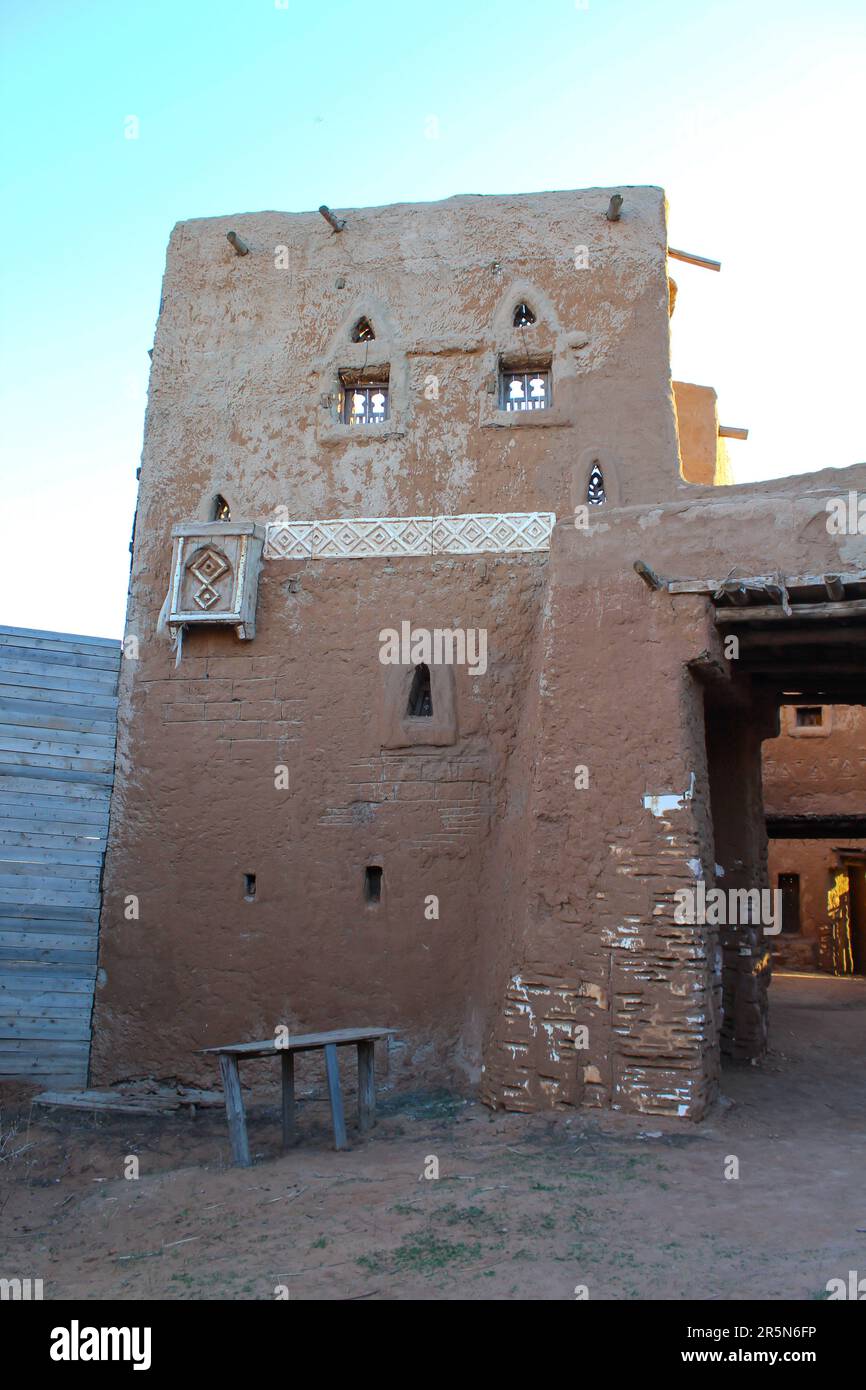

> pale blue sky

[{"left": 1, "top": 0, "right": 864, "bottom": 637}]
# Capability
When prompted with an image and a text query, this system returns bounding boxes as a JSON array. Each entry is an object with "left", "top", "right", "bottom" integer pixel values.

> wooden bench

[{"left": 202, "top": 1027, "right": 397, "bottom": 1167}]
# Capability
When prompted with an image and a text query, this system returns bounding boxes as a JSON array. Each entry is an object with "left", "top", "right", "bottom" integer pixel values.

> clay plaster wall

[
  {"left": 763, "top": 705, "right": 866, "bottom": 817},
  {"left": 673, "top": 381, "right": 734, "bottom": 487}
]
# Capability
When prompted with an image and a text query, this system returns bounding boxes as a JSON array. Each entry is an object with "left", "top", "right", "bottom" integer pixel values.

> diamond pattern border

[{"left": 264, "top": 513, "right": 554, "bottom": 560}]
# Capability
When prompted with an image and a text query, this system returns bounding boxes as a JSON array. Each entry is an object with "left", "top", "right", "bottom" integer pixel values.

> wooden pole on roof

[
  {"left": 319, "top": 205, "right": 346, "bottom": 232},
  {"left": 668, "top": 247, "right": 721, "bottom": 271}
]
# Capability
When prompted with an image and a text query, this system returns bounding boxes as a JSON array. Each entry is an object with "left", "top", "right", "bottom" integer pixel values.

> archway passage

[{"left": 682, "top": 564, "right": 866, "bottom": 1065}]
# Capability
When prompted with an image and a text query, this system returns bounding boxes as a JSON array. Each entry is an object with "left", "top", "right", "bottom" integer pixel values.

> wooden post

[
  {"left": 606, "top": 194, "right": 623, "bottom": 222},
  {"left": 824, "top": 574, "right": 845, "bottom": 601},
  {"left": 357, "top": 1040, "right": 375, "bottom": 1133},
  {"left": 319, "top": 205, "right": 346, "bottom": 233},
  {"left": 324, "top": 1044, "right": 348, "bottom": 1150},
  {"left": 226, "top": 231, "right": 249, "bottom": 256},
  {"left": 218, "top": 1054, "right": 251, "bottom": 1167},
  {"left": 281, "top": 1051, "right": 295, "bottom": 1150}
]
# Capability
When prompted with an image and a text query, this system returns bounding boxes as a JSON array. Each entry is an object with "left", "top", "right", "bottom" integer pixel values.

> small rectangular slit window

[
  {"left": 779, "top": 873, "right": 800, "bottom": 934},
  {"left": 500, "top": 367, "right": 551, "bottom": 412},
  {"left": 795, "top": 706, "right": 823, "bottom": 728},
  {"left": 340, "top": 370, "right": 390, "bottom": 425},
  {"left": 364, "top": 865, "right": 382, "bottom": 903},
  {"left": 244, "top": 872, "right": 256, "bottom": 901}
]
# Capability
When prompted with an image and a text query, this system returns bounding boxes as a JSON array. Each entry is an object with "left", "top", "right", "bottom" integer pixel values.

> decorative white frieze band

[{"left": 264, "top": 512, "right": 555, "bottom": 560}]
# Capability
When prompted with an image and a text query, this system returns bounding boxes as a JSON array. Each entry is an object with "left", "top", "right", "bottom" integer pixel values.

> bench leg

[
  {"left": 281, "top": 1051, "right": 296, "bottom": 1150},
  {"left": 357, "top": 1040, "right": 375, "bottom": 1134},
  {"left": 218, "top": 1055, "right": 251, "bottom": 1168},
  {"left": 324, "top": 1043, "right": 348, "bottom": 1151}
]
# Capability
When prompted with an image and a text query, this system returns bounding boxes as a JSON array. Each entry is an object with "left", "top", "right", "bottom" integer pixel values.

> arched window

[
  {"left": 513, "top": 302, "right": 536, "bottom": 327},
  {"left": 407, "top": 662, "right": 433, "bottom": 717},
  {"left": 587, "top": 462, "right": 606, "bottom": 507},
  {"left": 351, "top": 316, "right": 375, "bottom": 343},
  {"left": 212, "top": 494, "right": 231, "bottom": 522}
]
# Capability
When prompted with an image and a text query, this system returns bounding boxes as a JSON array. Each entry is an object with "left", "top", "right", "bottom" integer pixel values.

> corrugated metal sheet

[{"left": 0, "top": 625, "right": 120, "bottom": 1087}]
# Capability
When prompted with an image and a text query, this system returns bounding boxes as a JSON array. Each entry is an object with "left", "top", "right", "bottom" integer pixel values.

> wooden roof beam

[
  {"left": 714, "top": 599, "right": 866, "bottom": 625},
  {"left": 667, "top": 569, "right": 866, "bottom": 596}
]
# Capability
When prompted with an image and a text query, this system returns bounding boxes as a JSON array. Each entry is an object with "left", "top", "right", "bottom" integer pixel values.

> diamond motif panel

[{"left": 264, "top": 513, "right": 553, "bottom": 560}]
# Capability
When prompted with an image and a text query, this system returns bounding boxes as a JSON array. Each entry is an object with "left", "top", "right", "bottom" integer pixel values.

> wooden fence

[{"left": 0, "top": 625, "right": 120, "bottom": 1088}]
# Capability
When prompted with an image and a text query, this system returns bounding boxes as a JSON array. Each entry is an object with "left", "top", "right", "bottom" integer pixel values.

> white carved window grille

[
  {"left": 501, "top": 368, "right": 551, "bottom": 412},
  {"left": 339, "top": 375, "right": 390, "bottom": 425},
  {"left": 587, "top": 462, "right": 606, "bottom": 506}
]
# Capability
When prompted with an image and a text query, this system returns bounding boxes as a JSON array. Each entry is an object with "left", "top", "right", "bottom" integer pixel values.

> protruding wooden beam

[
  {"left": 824, "top": 574, "right": 846, "bottom": 601},
  {"left": 634, "top": 560, "right": 664, "bottom": 591},
  {"left": 687, "top": 650, "right": 733, "bottom": 685},
  {"left": 763, "top": 581, "right": 792, "bottom": 615},
  {"left": 606, "top": 194, "right": 623, "bottom": 222},
  {"left": 226, "top": 231, "right": 249, "bottom": 256},
  {"left": 719, "top": 425, "right": 748, "bottom": 440},
  {"left": 719, "top": 581, "right": 750, "bottom": 606},
  {"left": 319, "top": 205, "right": 346, "bottom": 233},
  {"left": 668, "top": 247, "right": 721, "bottom": 271}
]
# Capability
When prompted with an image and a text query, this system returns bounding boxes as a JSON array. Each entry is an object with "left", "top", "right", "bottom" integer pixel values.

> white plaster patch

[{"left": 642, "top": 772, "right": 696, "bottom": 817}]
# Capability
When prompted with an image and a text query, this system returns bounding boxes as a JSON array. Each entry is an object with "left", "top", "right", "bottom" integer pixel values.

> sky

[{"left": 1, "top": 0, "right": 864, "bottom": 639}]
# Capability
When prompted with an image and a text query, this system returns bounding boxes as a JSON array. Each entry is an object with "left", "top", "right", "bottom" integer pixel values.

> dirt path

[{"left": 2, "top": 974, "right": 864, "bottom": 1300}]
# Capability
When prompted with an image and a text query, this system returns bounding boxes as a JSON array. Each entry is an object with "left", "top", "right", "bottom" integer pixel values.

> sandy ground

[{"left": 2, "top": 973, "right": 864, "bottom": 1301}]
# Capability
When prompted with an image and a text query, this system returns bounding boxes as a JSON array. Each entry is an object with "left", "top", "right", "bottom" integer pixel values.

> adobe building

[
  {"left": 91, "top": 187, "right": 866, "bottom": 1120},
  {"left": 763, "top": 705, "right": 866, "bottom": 972}
]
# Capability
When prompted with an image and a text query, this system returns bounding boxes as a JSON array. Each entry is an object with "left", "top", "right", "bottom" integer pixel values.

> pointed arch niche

[
  {"left": 380, "top": 660, "right": 457, "bottom": 749},
  {"left": 479, "top": 279, "right": 578, "bottom": 431},
  {"left": 316, "top": 300, "right": 409, "bottom": 445}
]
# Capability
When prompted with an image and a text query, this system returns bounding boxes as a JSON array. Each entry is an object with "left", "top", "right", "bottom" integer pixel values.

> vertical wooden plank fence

[{"left": 0, "top": 625, "right": 120, "bottom": 1087}]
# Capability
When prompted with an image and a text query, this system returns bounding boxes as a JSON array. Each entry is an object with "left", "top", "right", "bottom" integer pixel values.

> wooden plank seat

[{"left": 202, "top": 1027, "right": 397, "bottom": 1167}]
